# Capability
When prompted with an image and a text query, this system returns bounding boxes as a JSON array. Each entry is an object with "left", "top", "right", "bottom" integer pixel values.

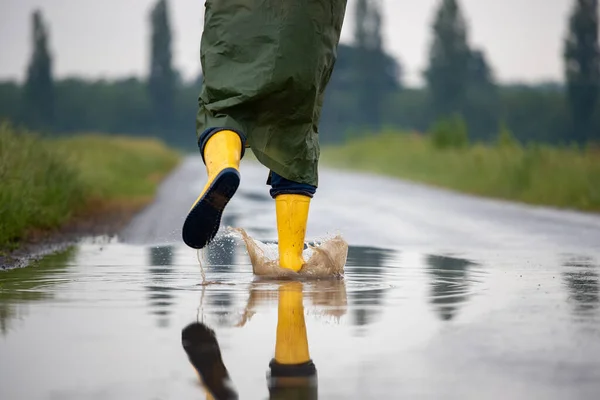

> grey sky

[{"left": 0, "top": 0, "right": 575, "bottom": 86}]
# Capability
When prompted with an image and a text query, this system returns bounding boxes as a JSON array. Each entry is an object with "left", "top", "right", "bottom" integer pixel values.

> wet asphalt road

[{"left": 1, "top": 155, "right": 600, "bottom": 399}]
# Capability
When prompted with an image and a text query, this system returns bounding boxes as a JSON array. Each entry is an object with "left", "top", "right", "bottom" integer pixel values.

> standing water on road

[{"left": 1, "top": 235, "right": 599, "bottom": 399}]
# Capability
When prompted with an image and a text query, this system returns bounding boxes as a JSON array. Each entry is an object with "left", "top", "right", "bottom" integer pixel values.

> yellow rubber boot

[
  {"left": 182, "top": 130, "right": 242, "bottom": 249},
  {"left": 197, "top": 130, "right": 242, "bottom": 203},
  {"left": 275, "top": 194, "right": 311, "bottom": 272}
]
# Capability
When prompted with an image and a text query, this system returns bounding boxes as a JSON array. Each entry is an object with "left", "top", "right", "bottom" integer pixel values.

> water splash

[
  {"left": 195, "top": 247, "right": 235, "bottom": 286},
  {"left": 230, "top": 228, "right": 348, "bottom": 278},
  {"left": 196, "top": 249, "right": 206, "bottom": 284}
]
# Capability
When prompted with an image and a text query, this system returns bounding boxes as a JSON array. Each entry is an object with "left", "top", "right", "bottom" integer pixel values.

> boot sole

[{"left": 182, "top": 167, "right": 240, "bottom": 249}]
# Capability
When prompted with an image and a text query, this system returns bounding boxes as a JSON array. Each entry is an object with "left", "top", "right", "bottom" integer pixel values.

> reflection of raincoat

[{"left": 197, "top": 0, "right": 348, "bottom": 187}]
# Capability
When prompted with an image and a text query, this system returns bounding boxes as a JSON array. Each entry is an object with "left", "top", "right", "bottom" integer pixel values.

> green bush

[
  {"left": 496, "top": 122, "right": 520, "bottom": 149},
  {"left": 430, "top": 114, "right": 469, "bottom": 150}
]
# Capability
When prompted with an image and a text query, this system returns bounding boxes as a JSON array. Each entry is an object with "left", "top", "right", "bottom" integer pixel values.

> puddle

[{"left": 1, "top": 235, "right": 600, "bottom": 399}]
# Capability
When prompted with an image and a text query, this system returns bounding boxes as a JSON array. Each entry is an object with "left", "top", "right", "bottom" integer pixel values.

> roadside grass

[
  {"left": 0, "top": 122, "right": 180, "bottom": 251},
  {"left": 50, "top": 134, "right": 180, "bottom": 202},
  {"left": 322, "top": 131, "right": 600, "bottom": 212}
]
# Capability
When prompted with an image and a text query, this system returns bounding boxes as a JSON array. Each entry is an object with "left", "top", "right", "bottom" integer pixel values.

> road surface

[{"left": 1, "top": 155, "right": 599, "bottom": 399}]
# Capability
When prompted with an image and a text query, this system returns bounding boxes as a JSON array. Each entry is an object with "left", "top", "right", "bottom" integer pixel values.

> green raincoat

[{"left": 196, "top": 0, "right": 347, "bottom": 187}]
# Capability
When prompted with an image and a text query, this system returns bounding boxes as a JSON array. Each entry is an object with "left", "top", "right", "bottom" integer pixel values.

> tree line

[{"left": 0, "top": 0, "right": 598, "bottom": 149}]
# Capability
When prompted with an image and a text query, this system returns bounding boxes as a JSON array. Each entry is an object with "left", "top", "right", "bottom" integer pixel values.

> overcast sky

[{"left": 0, "top": 0, "right": 575, "bottom": 86}]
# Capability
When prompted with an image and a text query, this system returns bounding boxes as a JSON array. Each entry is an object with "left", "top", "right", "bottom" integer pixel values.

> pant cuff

[{"left": 268, "top": 171, "right": 316, "bottom": 199}]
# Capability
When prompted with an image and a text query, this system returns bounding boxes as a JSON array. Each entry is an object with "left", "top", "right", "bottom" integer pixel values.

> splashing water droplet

[{"left": 229, "top": 227, "right": 348, "bottom": 278}]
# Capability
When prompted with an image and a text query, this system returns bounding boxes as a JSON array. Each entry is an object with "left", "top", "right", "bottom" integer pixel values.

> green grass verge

[
  {"left": 0, "top": 122, "right": 180, "bottom": 251},
  {"left": 322, "top": 131, "right": 600, "bottom": 212}
]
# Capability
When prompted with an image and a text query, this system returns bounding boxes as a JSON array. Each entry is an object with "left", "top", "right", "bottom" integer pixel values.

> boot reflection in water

[
  {"left": 268, "top": 281, "right": 318, "bottom": 399},
  {"left": 181, "top": 322, "right": 239, "bottom": 400},
  {"left": 181, "top": 282, "right": 317, "bottom": 400},
  {"left": 182, "top": 1, "right": 348, "bottom": 274}
]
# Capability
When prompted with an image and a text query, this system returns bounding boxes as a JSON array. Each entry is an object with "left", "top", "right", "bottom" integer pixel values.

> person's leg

[
  {"left": 182, "top": 127, "right": 246, "bottom": 249},
  {"left": 268, "top": 172, "right": 316, "bottom": 272}
]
